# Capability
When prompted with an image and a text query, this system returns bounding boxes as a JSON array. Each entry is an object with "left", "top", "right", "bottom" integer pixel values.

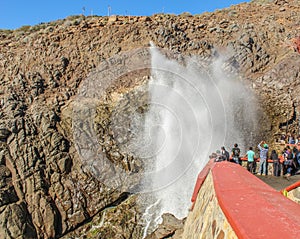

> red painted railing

[
  {"left": 281, "top": 181, "right": 300, "bottom": 196},
  {"left": 232, "top": 156, "right": 285, "bottom": 163},
  {"left": 191, "top": 160, "right": 300, "bottom": 239}
]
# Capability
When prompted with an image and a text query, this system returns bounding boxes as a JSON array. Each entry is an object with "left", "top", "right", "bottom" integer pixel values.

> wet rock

[{"left": 145, "top": 213, "right": 185, "bottom": 239}]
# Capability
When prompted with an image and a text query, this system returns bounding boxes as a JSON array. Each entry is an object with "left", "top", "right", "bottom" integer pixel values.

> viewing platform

[{"left": 182, "top": 159, "right": 300, "bottom": 239}]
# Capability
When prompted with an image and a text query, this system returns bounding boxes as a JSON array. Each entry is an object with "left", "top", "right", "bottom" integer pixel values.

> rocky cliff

[{"left": 0, "top": 0, "right": 299, "bottom": 238}]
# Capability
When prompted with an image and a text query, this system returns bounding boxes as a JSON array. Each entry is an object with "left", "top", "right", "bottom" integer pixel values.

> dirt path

[{"left": 256, "top": 174, "right": 300, "bottom": 191}]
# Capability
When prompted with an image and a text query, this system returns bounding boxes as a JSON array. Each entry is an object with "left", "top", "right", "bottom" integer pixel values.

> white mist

[{"left": 141, "top": 45, "right": 259, "bottom": 234}]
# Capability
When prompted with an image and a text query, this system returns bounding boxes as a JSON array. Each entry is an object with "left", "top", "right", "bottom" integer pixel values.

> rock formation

[{"left": 0, "top": 0, "right": 299, "bottom": 238}]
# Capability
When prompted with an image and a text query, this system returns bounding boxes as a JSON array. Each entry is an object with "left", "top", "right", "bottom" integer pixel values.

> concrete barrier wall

[
  {"left": 287, "top": 187, "right": 300, "bottom": 204},
  {"left": 282, "top": 181, "right": 300, "bottom": 204},
  {"left": 183, "top": 160, "right": 300, "bottom": 239},
  {"left": 182, "top": 171, "right": 237, "bottom": 239},
  {"left": 240, "top": 160, "right": 281, "bottom": 176}
]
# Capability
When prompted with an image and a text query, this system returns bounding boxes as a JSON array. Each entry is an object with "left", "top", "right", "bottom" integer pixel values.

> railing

[
  {"left": 281, "top": 181, "right": 300, "bottom": 196},
  {"left": 188, "top": 159, "right": 300, "bottom": 239},
  {"left": 232, "top": 156, "right": 284, "bottom": 163}
]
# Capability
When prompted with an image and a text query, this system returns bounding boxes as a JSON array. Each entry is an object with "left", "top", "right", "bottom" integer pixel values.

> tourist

[
  {"left": 258, "top": 141, "right": 269, "bottom": 176},
  {"left": 244, "top": 147, "right": 255, "bottom": 173},
  {"left": 295, "top": 147, "right": 300, "bottom": 173},
  {"left": 297, "top": 136, "right": 300, "bottom": 145},
  {"left": 252, "top": 157, "right": 257, "bottom": 174},
  {"left": 221, "top": 146, "right": 230, "bottom": 161},
  {"left": 282, "top": 147, "right": 288, "bottom": 162},
  {"left": 231, "top": 143, "right": 241, "bottom": 164},
  {"left": 280, "top": 134, "right": 286, "bottom": 144},
  {"left": 288, "top": 134, "right": 295, "bottom": 144},
  {"left": 292, "top": 146, "right": 298, "bottom": 159},
  {"left": 283, "top": 147, "right": 294, "bottom": 179},
  {"left": 270, "top": 150, "right": 280, "bottom": 177},
  {"left": 291, "top": 146, "right": 300, "bottom": 172},
  {"left": 214, "top": 150, "right": 223, "bottom": 162}
]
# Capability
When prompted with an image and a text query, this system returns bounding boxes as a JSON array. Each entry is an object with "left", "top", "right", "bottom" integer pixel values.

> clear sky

[{"left": 1, "top": 0, "right": 250, "bottom": 30}]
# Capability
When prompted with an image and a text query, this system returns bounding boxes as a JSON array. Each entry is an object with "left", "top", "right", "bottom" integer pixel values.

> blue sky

[{"left": 1, "top": 0, "right": 249, "bottom": 30}]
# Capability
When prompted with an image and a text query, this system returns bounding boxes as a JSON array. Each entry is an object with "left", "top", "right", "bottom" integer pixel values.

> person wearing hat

[{"left": 258, "top": 141, "right": 269, "bottom": 175}]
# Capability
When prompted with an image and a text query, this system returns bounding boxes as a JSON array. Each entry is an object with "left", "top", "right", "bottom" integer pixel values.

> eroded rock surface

[{"left": 145, "top": 213, "right": 185, "bottom": 239}]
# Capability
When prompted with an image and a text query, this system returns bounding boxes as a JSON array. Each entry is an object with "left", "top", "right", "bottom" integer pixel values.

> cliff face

[{"left": 0, "top": 0, "right": 299, "bottom": 238}]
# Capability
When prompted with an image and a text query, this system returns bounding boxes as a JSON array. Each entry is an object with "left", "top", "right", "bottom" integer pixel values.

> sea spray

[
  {"left": 141, "top": 45, "right": 260, "bottom": 234},
  {"left": 72, "top": 45, "right": 260, "bottom": 236}
]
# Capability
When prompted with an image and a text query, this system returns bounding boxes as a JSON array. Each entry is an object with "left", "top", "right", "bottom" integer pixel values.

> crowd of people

[
  {"left": 213, "top": 140, "right": 300, "bottom": 180},
  {"left": 277, "top": 132, "right": 300, "bottom": 145}
]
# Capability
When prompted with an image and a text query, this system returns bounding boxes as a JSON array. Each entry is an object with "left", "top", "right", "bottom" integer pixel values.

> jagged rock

[
  {"left": 61, "top": 194, "right": 144, "bottom": 239},
  {"left": 108, "top": 15, "right": 118, "bottom": 23},
  {"left": 0, "top": 128, "right": 11, "bottom": 142},
  {"left": 0, "top": 165, "right": 18, "bottom": 206},
  {"left": 145, "top": 213, "right": 185, "bottom": 239},
  {"left": 0, "top": 202, "right": 37, "bottom": 238}
]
